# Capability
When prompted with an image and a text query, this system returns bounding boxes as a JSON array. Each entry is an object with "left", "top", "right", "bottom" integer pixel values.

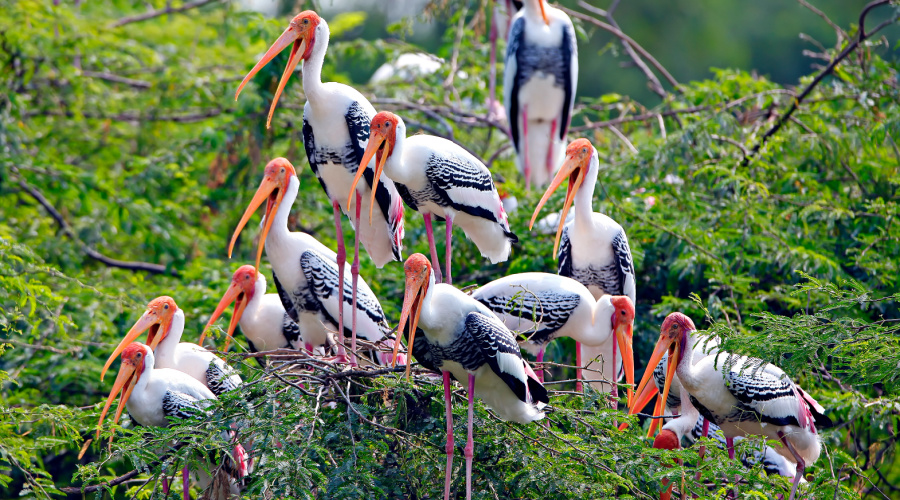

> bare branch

[
  {"left": 109, "top": 0, "right": 223, "bottom": 28},
  {"left": 81, "top": 70, "right": 151, "bottom": 89},
  {"left": 797, "top": 0, "right": 848, "bottom": 44},
  {"left": 26, "top": 108, "right": 228, "bottom": 123}
]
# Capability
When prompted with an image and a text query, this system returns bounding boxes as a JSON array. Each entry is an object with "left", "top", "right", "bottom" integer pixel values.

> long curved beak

[
  {"left": 96, "top": 360, "right": 138, "bottom": 439},
  {"left": 539, "top": 0, "right": 549, "bottom": 24},
  {"left": 630, "top": 335, "right": 676, "bottom": 415},
  {"left": 100, "top": 310, "right": 167, "bottom": 381},
  {"left": 201, "top": 282, "right": 247, "bottom": 352},
  {"left": 235, "top": 25, "right": 311, "bottom": 129},
  {"left": 529, "top": 155, "right": 585, "bottom": 255},
  {"left": 348, "top": 130, "right": 390, "bottom": 224},
  {"left": 615, "top": 321, "right": 635, "bottom": 407},
  {"left": 396, "top": 271, "right": 427, "bottom": 379},
  {"left": 228, "top": 175, "right": 283, "bottom": 273}
]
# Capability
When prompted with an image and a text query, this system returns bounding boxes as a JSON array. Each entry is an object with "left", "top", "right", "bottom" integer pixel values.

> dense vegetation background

[{"left": 1, "top": 0, "right": 899, "bottom": 498}]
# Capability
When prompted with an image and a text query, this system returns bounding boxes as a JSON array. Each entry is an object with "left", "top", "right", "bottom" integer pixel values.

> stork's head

[
  {"left": 529, "top": 138, "right": 595, "bottom": 255},
  {"left": 395, "top": 253, "right": 433, "bottom": 378},
  {"left": 653, "top": 428, "right": 680, "bottom": 450},
  {"left": 348, "top": 111, "right": 402, "bottom": 224},
  {"left": 97, "top": 343, "right": 151, "bottom": 439},
  {"left": 201, "top": 265, "right": 260, "bottom": 351},
  {"left": 100, "top": 296, "right": 177, "bottom": 381},
  {"left": 229, "top": 158, "right": 297, "bottom": 273},
  {"left": 609, "top": 296, "right": 635, "bottom": 406},
  {"left": 631, "top": 312, "right": 696, "bottom": 426},
  {"left": 235, "top": 11, "right": 324, "bottom": 128}
]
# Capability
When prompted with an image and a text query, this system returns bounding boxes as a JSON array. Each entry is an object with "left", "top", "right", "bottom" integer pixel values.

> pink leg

[
  {"left": 464, "top": 373, "right": 475, "bottom": 500},
  {"left": 536, "top": 346, "right": 545, "bottom": 383},
  {"left": 182, "top": 464, "right": 189, "bottom": 500},
  {"left": 696, "top": 418, "right": 711, "bottom": 480},
  {"left": 546, "top": 119, "right": 557, "bottom": 175},
  {"left": 611, "top": 332, "right": 618, "bottom": 402},
  {"left": 726, "top": 436, "right": 738, "bottom": 498},
  {"left": 444, "top": 215, "right": 453, "bottom": 285},
  {"left": 779, "top": 431, "right": 805, "bottom": 500},
  {"left": 424, "top": 214, "right": 443, "bottom": 284},
  {"left": 350, "top": 191, "right": 362, "bottom": 367},
  {"left": 522, "top": 106, "right": 531, "bottom": 191},
  {"left": 162, "top": 475, "right": 170, "bottom": 496},
  {"left": 332, "top": 201, "right": 349, "bottom": 363},
  {"left": 575, "top": 341, "right": 583, "bottom": 393},
  {"left": 443, "top": 371, "right": 454, "bottom": 500}
]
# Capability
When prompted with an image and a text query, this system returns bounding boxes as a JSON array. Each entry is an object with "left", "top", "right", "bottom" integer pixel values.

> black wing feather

[
  {"left": 506, "top": 17, "right": 525, "bottom": 152},
  {"left": 559, "top": 21, "right": 576, "bottom": 140},
  {"left": 557, "top": 227, "right": 573, "bottom": 277},
  {"left": 476, "top": 290, "right": 581, "bottom": 345}
]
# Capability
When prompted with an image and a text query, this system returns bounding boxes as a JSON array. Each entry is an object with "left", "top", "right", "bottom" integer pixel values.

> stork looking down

[
  {"left": 348, "top": 111, "right": 516, "bottom": 285},
  {"left": 235, "top": 10, "right": 405, "bottom": 366}
]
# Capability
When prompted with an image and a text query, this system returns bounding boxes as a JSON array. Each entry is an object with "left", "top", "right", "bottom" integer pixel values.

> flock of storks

[{"left": 93, "top": 2, "right": 831, "bottom": 499}]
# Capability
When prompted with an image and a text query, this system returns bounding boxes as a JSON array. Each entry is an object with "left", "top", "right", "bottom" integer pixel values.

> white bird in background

[
  {"left": 202, "top": 265, "right": 305, "bottom": 361},
  {"left": 97, "top": 343, "right": 247, "bottom": 500},
  {"left": 348, "top": 111, "right": 516, "bottom": 285},
  {"left": 101, "top": 296, "right": 242, "bottom": 397},
  {"left": 228, "top": 157, "right": 405, "bottom": 367},
  {"left": 235, "top": 10, "right": 406, "bottom": 366},
  {"left": 471, "top": 272, "right": 634, "bottom": 401},
  {"left": 397, "top": 253, "right": 548, "bottom": 500},
  {"left": 504, "top": 0, "right": 578, "bottom": 189},
  {"left": 633, "top": 312, "right": 832, "bottom": 500}
]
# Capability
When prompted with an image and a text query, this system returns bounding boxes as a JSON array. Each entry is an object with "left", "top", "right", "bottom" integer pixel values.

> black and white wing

[
  {"left": 559, "top": 18, "right": 577, "bottom": 140},
  {"left": 721, "top": 358, "right": 809, "bottom": 428},
  {"left": 557, "top": 226, "right": 573, "bottom": 277},
  {"left": 272, "top": 271, "right": 302, "bottom": 324},
  {"left": 465, "top": 312, "right": 549, "bottom": 404},
  {"left": 205, "top": 358, "right": 242, "bottom": 396},
  {"left": 611, "top": 230, "right": 636, "bottom": 302},
  {"left": 302, "top": 116, "right": 332, "bottom": 196},
  {"left": 503, "top": 16, "right": 526, "bottom": 154},
  {"left": 281, "top": 313, "right": 302, "bottom": 348},
  {"left": 476, "top": 290, "right": 581, "bottom": 346},
  {"left": 162, "top": 390, "right": 211, "bottom": 421}
]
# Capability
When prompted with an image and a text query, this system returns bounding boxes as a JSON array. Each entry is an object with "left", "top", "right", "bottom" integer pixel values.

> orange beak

[
  {"left": 228, "top": 174, "right": 285, "bottom": 274},
  {"left": 100, "top": 309, "right": 170, "bottom": 381},
  {"left": 529, "top": 153, "right": 586, "bottom": 256},
  {"left": 348, "top": 129, "right": 391, "bottom": 225},
  {"left": 614, "top": 320, "right": 635, "bottom": 407},
  {"left": 630, "top": 334, "right": 680, "bottom": 436},
  {"left": 201, "top": 281, "right": 248, "bottom": 352},
  {"left": 539, "top": 0, "right": 549, "bottom": 24},
  {"left": 235, "top": 24, "right": 314, "bottom": 129},
  {"left": 396, "top": 266, "right": 428, "bottom": 379},
  {"left": 96, "top": 357, "right": 140, "bottom": 439}
]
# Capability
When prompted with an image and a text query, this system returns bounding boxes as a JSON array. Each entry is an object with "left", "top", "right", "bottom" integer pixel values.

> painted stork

[
  {"left": 348, "top": 111, "right": 516, "bottom": 285},
  {"left": 228, "top": 157, "right": 404, "bottom": 367},
  {"left": 504, "top": 0, "right": 578, "bottom": 190},
  {"left": 529, "top": 138, "right": 635, "bottom": 389},
  {"left": 101, "top": 297, "right": 242, "bottom": 397},
  {"left": 397, "top": 254, "right": 548, "bottom": 500},
  {"left": 97, "top": 343, "right": 246, "bottom": 500},
  {"left": 235, "top": 10, "right": 406, "bottom": 366},
  {"left": 470, "top": 272, "right": 634, "bottom": 400},
  {"left": 633, "top": 312, "right": 831, "bottom": 500},
  {"left": 201, "top": 265, "right": 306, "bottom": 362}
]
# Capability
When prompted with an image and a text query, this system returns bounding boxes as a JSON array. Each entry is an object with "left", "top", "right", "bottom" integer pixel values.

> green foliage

[{"left": 1, "top": 0, "right": 899, "bottom": 498}]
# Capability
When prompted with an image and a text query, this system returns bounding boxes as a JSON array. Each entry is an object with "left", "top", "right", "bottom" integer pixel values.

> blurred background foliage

[{"left": 1, "top": 0, "right": 899, "bottom": 498}]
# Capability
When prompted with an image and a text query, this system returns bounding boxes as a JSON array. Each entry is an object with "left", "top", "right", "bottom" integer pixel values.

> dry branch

[{"left": 110, "top": 0, "right": 223, "bottom": 28}]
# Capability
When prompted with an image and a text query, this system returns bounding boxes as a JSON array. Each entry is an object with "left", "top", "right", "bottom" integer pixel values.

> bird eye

[
  {"left": 281, "top": 168, "right": 285, "bottom": 173},
  {"left": 163, "top": 304, "right": 169, "bottom": 310},
  {"left": 303, "top": 18, "right": 309, "bottom": 24},
  {"left": 136, "top": 352, "right": 142, "bottom": 358},
  {"left": 621, "top": 310, "right": 625, "bottom": 315}
]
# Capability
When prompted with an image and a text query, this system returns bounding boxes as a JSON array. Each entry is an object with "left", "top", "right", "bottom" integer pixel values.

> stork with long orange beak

[
  {"left": 202, "top": 265, "right": 307, "bottom": 364},
  {"left": 504, "top": 0, "right": 577, "bottom": 190},
  {"left": 101, "top": 296, "right": 242, "bottom": 397},
  {"left": 228, "top": 157, "right": 405, "bottom": 367},
  {"left": 347, "top": 111, "right": 516, "bottom": 285},
  {"left": 395, "top": 253, "right": 547, "bottom": 500},
  {"left": 235, "top": 11, "right": 405, "bottom": 367},
  {"left": 97, "top": 343, "right": 247, "bottom": 500},
  {"left": 529, "top": 138, "right": 636, "bottom": 392}
]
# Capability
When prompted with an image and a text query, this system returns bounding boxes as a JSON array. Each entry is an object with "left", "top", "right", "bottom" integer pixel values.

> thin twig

[
  {"left": 596, "top": 0, "right": 666, "bottom": 97},
  {"left": 109, "top": 0, "right": 222, "bottom": 28}
]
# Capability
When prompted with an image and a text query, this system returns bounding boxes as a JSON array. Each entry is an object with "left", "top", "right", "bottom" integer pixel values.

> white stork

[
  {"left": 101, "top": 296, "right": 242, "bottom": 397},
  {"left": 348, "top": 111, "right": 516, "bottom": 285},
  {"left": 228, "top": 157, "right": 404, "bottom": 367},
  {"left": 235, "top": 10, "right": 406, "bottom": 366},
  {"left": 529, "top": 139, "right": 636, "bottom": 385},
  {"left": 633, "top": 313, "right": 831, "bottom": 500},
  {"left": 201, "top": 265, "right": 307, "bottom": 362},
  {"left": 397, "top": 254, "right": 548, "bottom": 500},
  {"left": 471, "top": 272, "right": 634, "bottom": 400},
  {"left": 504, "top": 0, "right": 578, "bottom": 190},
  {"left": 97, "top": 343, "right": 247, "bottom": 500}
]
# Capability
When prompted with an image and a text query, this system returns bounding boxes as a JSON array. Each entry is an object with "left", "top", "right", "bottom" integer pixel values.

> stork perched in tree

[
  {"left": 530, "top": 138, "right": 636, "bottom": 391},
  {"left": 235, "top": 10, "right": 405, "bottom": 366},
  {"left": 348, "top": 111, "right": 516, "bottom": 285},
  {"left": 633, "top": 313, "right": 831, "bottom": 500},
  {"left": 397, "top": 254, "right": 548, "bottom": 500},
  {"left": 504, "top": 0, "right": 577, "bottom": 189},
  {"left": 97, "top": 343, "right": 247, "bottom": 500},
  {"left": 201, "top": 265, "right": 305, "bottom": 363},
  {"left": 471, "top": 272, "right": 634, "bottom": 402},
  {"left": 228, "top": 157, "right": 404, "bottom": 367},
  {"left": 101, "top": 297, "right": 242, "bottom": 397}
]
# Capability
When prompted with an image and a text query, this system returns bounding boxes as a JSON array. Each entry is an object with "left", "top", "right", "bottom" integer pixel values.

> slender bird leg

[
  {"left": 424, "top": 214, "right": 443, "bottom": 284},
  {"left": 536, "top": 346, "right": 545, "bottom": 383},
  {"left": 443, "top": 371, "right": 454, "bottom": 500},
  {"left": 611, "top": 333, "right": 618, "bottom": 402},
  {"left": 162, "top": 474, "right": 169, "bottom": 496},
  {"left": 182, "top": 464, "right": 189, "bottom": 500},
  {"left": 445, "top": 215, "right": 454, "bottom": 285},
  {"left": 332, "top": 200, "right": 349, "bottom": 364},
  {"left": 350, "top": 191, "right": 362, "bottom": 367},
  {"left": 546, "top": 119, "right": 557, "bottom": 176},
  {"left": 695, "top": 418, "right": 711, "bottom": 480},
  {"left": 487, "top": 4, "right": 499, "bottom": 120},
  {"left": 575, "top": 340, "right": 583, "bottom": 393},
  {"left": 522, "top": 106, "right": 531, "bottom": 191},
  {"left": 726, "top": 436, "right": 738, "bottom": 498},
  {"left": 779, "top": 431, "right": 806, "bottom": 500},
  {"left": 465, "top": 373, "right": 476, "bottom": 500}
]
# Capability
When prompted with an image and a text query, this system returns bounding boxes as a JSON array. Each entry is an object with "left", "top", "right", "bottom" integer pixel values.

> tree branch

[
  {"left": 109, "top": 0, "right": 223, "bottom": 28},
  {"left": 26, "top": 108, "right": 228, "bottom": 123},
  {"left": 591, "top": 0, "right": 666, "bottom": 98},
  {"left": 80, "top": 70, "right": 151, "bottom": 89}
]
